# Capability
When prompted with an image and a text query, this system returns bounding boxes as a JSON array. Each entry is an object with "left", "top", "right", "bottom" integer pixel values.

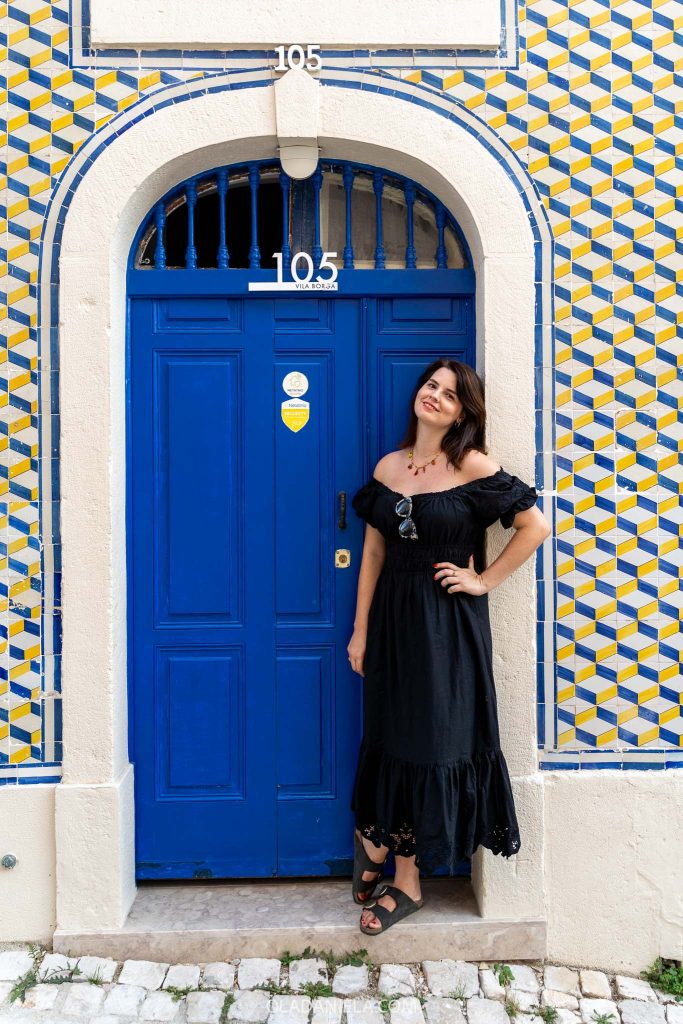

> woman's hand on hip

[{"left": 433, "top": 556, "right": 490, "bottom": 596}]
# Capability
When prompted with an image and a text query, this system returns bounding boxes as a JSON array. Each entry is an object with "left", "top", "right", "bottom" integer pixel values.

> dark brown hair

[{"left": 397, "top": 358, "right": 487, "bottom": 470}]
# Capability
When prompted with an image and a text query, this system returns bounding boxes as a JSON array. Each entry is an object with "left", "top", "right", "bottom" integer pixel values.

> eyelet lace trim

[
  {"left": 356, "top": 819, "right": 521, "bottom": 873},
  {"left": 359, "top": 821, "right": 418, "bottom": 860}
]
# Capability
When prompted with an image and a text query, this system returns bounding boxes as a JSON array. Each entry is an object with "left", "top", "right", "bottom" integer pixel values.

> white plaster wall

[
  {"left": 89, "top": 0, "right": 502, "bottom": 49},
  {"left": 545, "top": 773, "right": 683, "bottom": 972},
  {"left": 0, "top": 787, "right": 56, "bottom": 943}
]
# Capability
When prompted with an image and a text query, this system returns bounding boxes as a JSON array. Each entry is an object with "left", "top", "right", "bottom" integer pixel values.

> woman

[{"left": 347, "top": 358, "right": 551, "bottom": 936}]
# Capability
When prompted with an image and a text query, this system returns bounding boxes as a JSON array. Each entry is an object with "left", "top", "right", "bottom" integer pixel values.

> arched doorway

[
  {"left": 126, "top": 159, "right": 476, "bottom": 880},
  {"left": 54, "top": 74, "right": 544, "bottom": 933}
]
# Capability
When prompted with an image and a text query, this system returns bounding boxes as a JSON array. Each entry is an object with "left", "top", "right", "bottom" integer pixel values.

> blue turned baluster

[
  {"left": 373, "top": 170, "right": 385, "bottom": 270},
  {"left": 312, "top": 165, "right": 323, "bottom": 271},
  {"left": 435, "top": 201, "right": 448, "bottom": 269},
  {"left": 216, "top": 169, "right": 229, "bottom": 269},
  {"left": 280, "top": 170, "right": 292, "bottom": 269},
  {"left": 342, "top": 164, "right": 354, "bottom": 269},
  {"left": 248, "top": 163, "right": 261, "bottom": 269},
  {"left": 153, "top": 201, "right": 166, "bottom": 269},
  {"left": 404, "top": 182, "right": 416, "bottom": 270},
  {"left": 185, "top": 180, "right": 197, "bottom": 269}
]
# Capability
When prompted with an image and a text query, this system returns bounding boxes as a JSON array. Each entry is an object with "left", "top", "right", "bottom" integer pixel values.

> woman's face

[{"left": 415, "top": 368, "right": 463, "bottom": 429}]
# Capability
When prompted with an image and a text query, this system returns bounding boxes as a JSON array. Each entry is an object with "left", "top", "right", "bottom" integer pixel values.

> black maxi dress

[{"left": 350, "top": 468, "right": 538, "bottom": 875}]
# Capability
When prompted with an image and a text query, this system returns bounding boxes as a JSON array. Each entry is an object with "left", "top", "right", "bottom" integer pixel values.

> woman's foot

[
  {"left": 355, "top": 829, "right": 388, "bottom": 902},
  {"left": 360, "top": 874, "right": 422, "bottom": 930}
]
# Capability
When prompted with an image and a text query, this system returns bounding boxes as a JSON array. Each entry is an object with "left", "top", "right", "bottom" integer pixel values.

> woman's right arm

[{"left": 348, "top": 524, "right": 386, "bottom": 677}]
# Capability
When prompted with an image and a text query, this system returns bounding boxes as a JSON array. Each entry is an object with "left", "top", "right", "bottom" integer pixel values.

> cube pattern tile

[{"left": 1, "top": 0, "right": 682, "bottom": 782}]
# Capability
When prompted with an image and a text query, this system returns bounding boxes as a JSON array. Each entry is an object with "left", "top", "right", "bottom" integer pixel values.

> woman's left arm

[{"left": 434, "top": 505, "right": 551, "bottom": 596}]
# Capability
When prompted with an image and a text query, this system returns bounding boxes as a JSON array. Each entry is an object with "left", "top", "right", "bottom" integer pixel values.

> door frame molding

[{"left": 51, "top": 71, "right": 552, "bottom": 937}]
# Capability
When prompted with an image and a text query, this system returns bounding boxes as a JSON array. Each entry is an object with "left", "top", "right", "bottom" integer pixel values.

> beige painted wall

[{"left": 0, "top": 787, "right": 56, "bottom": 944}]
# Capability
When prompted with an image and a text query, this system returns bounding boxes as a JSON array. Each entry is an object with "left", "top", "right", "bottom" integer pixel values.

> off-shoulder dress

[{"left": 350, "top": 468, "right": 538, "bottom": 873}]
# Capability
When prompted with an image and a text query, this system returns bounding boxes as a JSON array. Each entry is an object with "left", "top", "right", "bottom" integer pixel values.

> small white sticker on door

[
  {"left": 282, "top": 371, "right": 309, "bottom": 397},
  {"left": 281, "top": 398, "right": 310, "bottom": 432}
]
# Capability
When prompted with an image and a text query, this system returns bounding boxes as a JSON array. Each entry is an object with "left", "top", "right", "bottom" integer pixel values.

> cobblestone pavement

[{"left": 0, "top": 950, "right": 680, "bottom": 1024}]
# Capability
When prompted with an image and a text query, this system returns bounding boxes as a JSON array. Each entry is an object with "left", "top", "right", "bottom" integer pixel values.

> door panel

[
  {"left": 130, "top": 298, "right": 277, "bottom": 879},
  {"left": 366, "top": 296, "right": 473, "bottom": 455}
]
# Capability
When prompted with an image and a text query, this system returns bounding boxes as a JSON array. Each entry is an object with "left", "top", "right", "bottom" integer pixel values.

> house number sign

[
  {"left": 274, "top": 44, "right": 322, "bottom": 71},
  {"left": 248, "top": 252, "right": 339, "bottom": 292}
]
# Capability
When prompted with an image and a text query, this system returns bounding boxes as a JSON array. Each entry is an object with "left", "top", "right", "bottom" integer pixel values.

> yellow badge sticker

[{"left": 281, "top": 398, "right": 310, "bottom": 432}]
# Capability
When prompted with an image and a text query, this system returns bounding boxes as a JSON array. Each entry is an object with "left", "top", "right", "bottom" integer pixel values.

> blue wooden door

[{"left": 128, "top": 292, "right": 473, "bottom": 879}]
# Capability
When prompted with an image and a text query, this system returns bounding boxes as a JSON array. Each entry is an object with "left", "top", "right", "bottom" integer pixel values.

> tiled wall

[{"left": 1, "top": 0, "right": 682, "bottom": 783}]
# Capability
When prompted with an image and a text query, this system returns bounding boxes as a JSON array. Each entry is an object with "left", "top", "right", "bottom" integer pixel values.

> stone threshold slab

[{"left": 54, "top": 877, "right": 546, "bottom": 964}]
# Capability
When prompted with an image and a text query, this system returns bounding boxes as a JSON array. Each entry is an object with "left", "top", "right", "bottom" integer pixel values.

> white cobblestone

[
  {"left": 269, "top": 993, "right": 312, "bottom": 1024},
  {"left": 466, "top": 995, "right": 510, "bottom": 1024},
  {"left": 479, "top": 971, "right": 505, "bottom": 1000},
  {"left": 164, "top": 964, "right": 202, "bottom": 990},
  {"left": 0, "top": 951, "right": 34, "bottom": 982},
  {"left": 139, "top": 988, "right": 183, "bottom": 1021},
  {"left": 542, "top": 990, "right": 580, "bottom": 1010},
  {"left": 508, "top": 965, "right": 541, "bottom": 994},
  {"left": 289, "top": 959, "right": 327, "bottom": 991},
  {"left": 311, "top": 996, "right": 344, "bottom": 1024},
  {"left": 202, "top": 963, "right": 236, "bottom": 990},
  {"left": 554, "top": 1011, "right": 581, "bottom": 1024},
  {"left": 511, "top": 991, "right": 540, "bottom": 1012},
  {"left": 20, "top": 982, "right": 61, "bottom": 1010},
  {"left": 579, "top": 971, "right": 611, "bottom": 1000},
  {"left": 658, "top": 992, "right": 682, "bottom": 1006},
  {"left": 578, "top": 997, "right": 620, "bottom": 1022},
  {"left": 37, "top": 953, "right": 79, "bottom": 982},
  {"left": 229, "top": 989, "right": 272, "bottom": 1022},
  {"left": 187, "top": 989, "right": 228, "bottom": 1023},
  {"left": 345, "top": 996, "right": 385, "bottom": 1024},
  {"left": 423, "top": 996, "right": 467, "bottom": 1024},
  {"left": 103, "top": 983, "right": 149, "bottom": 1015},
  {"left": 61, "top": 981, "right": 107, "bottom": 1016},
  {"left": 422, "top": 961, "right": 478, "bottom": 999},
  {"left": 0, "top": 983, "right": 11, "bottom": 1006},
  {"left": 616, "top": 978, "right": 658, "bottom": 1003},
  {"left": 379, "top": 965, "right": 416, "bottom": 997},
  {"left": 666, "top": 1006, "right": 683, "bottom": 1024},
  {"left": 332, "top": 965, "right": 369, "bottom": 995},
  {"left": 91, "top": 1016, "right": 125, "bottom": 1024},
  {"left": 238, "top": 959, "right": 281, "bottom": 991},
  {"left": 119, "top": 959, "right": 170, "bottom": 990},
  {"left": 389, "top": 995, "right": 426, "bottom": 1024},
  {"left": 545, "top": 967, "right": 580, "bottom": 995},
  {"left": 619, "top": 999, "right": 667, "bottom": 1024},
  {"left": 75, "top": 955, "right": 118, "bottom": 983}
]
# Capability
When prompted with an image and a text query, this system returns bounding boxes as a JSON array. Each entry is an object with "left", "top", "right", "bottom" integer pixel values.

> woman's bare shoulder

[
  {"left": 373, "top": 450, "right": 405, "bottom": 484},
  {"left": 458, "top": 449, "right": 501, "bottom": 483}
]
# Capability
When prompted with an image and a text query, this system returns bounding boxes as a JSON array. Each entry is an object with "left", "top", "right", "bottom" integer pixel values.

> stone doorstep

[{"left": 52, "top": 877, "right": 546, "bottom": 964}]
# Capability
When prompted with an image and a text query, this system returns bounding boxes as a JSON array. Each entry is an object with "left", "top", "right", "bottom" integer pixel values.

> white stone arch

[{"left": 50, "top": 72, "right": 550, "bottom": 936}]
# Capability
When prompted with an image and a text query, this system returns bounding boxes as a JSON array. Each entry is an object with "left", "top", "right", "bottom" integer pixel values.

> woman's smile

[{"left": 422, "top": 401, "right": 437, "bottom": 412}]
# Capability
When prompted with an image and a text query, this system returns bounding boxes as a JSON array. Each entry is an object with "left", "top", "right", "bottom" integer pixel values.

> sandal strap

[
  {"left": 355, "top": 872, "right": 383, "bottom": 894},
  {"left": 353, "top": 832, "right": 387, "bottom": 900},
  {"left": 362, "top": 885, "right": 423, "bottom": 931}
]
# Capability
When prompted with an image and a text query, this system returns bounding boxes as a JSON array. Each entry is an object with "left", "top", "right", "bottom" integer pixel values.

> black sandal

[
  {"left": 352, "top": 829, "right": 387, "bottom": 905},
  {"left": 359, "top": 883, "right": 424, "bottom": 935}
]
